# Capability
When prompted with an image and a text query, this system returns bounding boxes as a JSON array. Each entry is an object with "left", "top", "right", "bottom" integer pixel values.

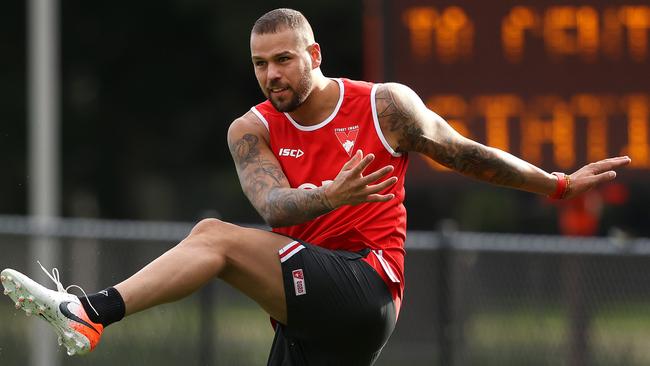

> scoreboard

[{"left": 363, "top": 1, "right": 650, "bottom": 178}]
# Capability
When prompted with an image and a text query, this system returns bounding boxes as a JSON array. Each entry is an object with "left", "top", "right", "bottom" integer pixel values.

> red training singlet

[{"left": 251, "top": 78, "right": 408, "bottom": 313}]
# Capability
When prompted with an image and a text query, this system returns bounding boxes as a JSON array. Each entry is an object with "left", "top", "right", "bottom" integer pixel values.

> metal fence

[{"left": 1, "top": 215, "right": 650, "bottom": 366}]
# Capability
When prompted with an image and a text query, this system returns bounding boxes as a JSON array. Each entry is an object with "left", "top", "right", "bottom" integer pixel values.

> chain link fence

[{"left": 1, "top": 215, "right": 649, "bottom": 366}]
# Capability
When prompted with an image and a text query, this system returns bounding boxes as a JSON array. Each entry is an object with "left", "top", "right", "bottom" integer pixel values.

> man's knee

[
  {"left": 184, "top": 218, "right": 238, "bottom": 250},
  {"left": 190, "top": 218, "right": 233, "bottom": 236}
]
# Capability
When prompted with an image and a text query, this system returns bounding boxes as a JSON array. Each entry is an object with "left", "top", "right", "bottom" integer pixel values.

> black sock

[{"left": 78, "top": 287, "right": 125, "bottom": 327}]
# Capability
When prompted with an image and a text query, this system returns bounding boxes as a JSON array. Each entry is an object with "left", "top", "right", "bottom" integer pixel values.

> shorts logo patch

[{"left": 292, "top": 269, "right": 307, "bottom": 296}]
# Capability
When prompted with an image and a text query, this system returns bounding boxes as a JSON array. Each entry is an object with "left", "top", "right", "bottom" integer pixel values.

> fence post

[
  {"left": 565, "top": 256, "right": 591, "bottom": 366},
  {"left": 437, "top": 219, "right": 457, "bottom": 366},
  {"left": 199, "top": 281, "right": 216, "bottom": 366}
]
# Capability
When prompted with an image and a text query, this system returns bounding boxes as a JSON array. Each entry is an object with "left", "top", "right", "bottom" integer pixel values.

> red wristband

[{"left": 550, "top": 172, "right": 568, "bottom": 199}]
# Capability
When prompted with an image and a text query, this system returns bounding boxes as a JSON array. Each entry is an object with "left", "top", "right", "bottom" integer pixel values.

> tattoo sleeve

[
  {"left": 375, "top": 83, "right": 526, "bottom": 188},
  {"left": 228, "top": 131, "right": 333, "bottom": 227}
]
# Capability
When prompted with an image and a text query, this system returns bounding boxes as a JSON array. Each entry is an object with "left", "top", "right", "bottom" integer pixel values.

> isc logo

[{"left": 279, "top": 148, "right": 304, "bottom": 158}]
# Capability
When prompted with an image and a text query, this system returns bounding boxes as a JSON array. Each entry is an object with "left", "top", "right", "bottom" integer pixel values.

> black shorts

[{"left": 267, "top": 240, "right": 396, "bottom": 366}]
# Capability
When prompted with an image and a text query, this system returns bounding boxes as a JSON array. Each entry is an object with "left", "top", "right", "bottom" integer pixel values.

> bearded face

[
  {"left": 266, "top": 62, "right": 312, "bottom": 112},
  {"left": 251, "top": 28, "right": 317, "bottom": 113}
]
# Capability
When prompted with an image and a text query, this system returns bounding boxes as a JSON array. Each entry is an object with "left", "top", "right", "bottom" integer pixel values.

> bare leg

[{"left": 114, "top": 218, "right": 292, "bottom": 324}]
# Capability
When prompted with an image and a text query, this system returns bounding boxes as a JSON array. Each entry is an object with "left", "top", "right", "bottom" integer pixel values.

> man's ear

[{"left": 308, "top": 43, "right": 322, "bottom": 69}]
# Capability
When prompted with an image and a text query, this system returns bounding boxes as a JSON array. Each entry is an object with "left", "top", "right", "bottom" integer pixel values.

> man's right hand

[{"left": 322, "top": 150, "right": 398, "bottom": 209}]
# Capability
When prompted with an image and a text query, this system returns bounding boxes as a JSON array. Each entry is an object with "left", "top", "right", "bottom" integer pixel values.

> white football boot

[{"left": 1, "top": 263, "right": 103, "bottom": 355}]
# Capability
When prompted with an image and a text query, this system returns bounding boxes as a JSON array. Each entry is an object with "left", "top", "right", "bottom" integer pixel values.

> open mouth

[{"left": 269, "top": 87, "right": 289, "bottom": 95}]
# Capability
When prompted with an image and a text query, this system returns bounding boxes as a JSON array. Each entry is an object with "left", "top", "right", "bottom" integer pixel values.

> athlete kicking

[{"left": 2, "top": 8, "right": 631, "bottom": 365}]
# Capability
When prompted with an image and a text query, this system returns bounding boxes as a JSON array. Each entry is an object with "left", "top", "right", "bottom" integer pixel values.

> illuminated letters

[
  {"left": 402, "top": 7, "right": 439, "bottom": 61},
  {"left": 422, "top": 94, "right": 650, "bottom": 171},
  {"left": 544, "top": 6, "right": 599, "bottom": 62},
  {"left": 402, "top": 6, "right": 473, "bottom": 63},
  {"left": 475, "top": 95, "right": 523, "bottom": 152},
  {"left": 502, "top": 6, "right": 539, "bottom": 63},
  {"left": 521, "top": 97, "right": 575, "bottom": 169},
  {"left": 620, "top": 6, "right": 650, "bottom": 62},
  {"left": 622, "top": 95, "right": 650, "bottom": 168},
  {"left": 571, "top": 95, "right": 614, "bottom": 162},
  {"left": 396, "top": 4, "right": 650, "bottom": 172}
]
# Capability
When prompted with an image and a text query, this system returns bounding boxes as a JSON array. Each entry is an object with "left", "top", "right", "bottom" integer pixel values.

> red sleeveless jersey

[{"left": 251, "top": 78, "right": 408, "bottom": 311}]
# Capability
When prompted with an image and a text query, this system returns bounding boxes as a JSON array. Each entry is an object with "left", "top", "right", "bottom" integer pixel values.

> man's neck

[{"left": 287, "top": 75, "right": 339, "bottom": 126}]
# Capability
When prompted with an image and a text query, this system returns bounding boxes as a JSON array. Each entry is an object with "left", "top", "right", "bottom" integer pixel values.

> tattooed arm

[
  {"left": 227, "top": 113, "right": 333, "bottom": 227},
  {"left": 374, "top": 83, "right": 630, "bottom": 197}
]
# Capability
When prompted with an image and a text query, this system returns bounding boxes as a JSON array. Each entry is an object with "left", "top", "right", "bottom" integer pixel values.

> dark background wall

[{"left": 0, "top": 1, "right": 362, "bottom": 221}]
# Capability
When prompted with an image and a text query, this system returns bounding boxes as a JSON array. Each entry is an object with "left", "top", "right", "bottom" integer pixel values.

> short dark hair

[{"left": 252, "top": 8, "right": 313, "bottom": 41}]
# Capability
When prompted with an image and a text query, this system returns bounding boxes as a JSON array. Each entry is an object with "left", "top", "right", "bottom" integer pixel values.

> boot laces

[{"left": 37, "top": 261, "right": 99, "bottom": 316}]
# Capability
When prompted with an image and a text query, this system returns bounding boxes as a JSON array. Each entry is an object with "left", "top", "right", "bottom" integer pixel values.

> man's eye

[{"left": 255, "top": 61, "right": 266, "bottom": 67}]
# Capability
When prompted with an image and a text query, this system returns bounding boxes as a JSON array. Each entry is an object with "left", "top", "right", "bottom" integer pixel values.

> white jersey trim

[
  {"left": 250, "top": 107, "right": 270, "bottom": 131},
  {"left": 372, "top": 250, "right": 400, "bottom": 283},
  {"left": 370, "top": 84, "right": 402, "bottom": 157},
  {"left": 283, "top": 78, "right": 344, "bottom": 132}
]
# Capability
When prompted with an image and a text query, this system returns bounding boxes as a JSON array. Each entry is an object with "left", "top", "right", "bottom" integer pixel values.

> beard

[{"left": 268, "top": 67, "right": 312, "bottom": 113}]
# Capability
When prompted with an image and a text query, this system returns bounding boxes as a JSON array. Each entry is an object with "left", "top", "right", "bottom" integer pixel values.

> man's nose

[{"left": 267, "top": 63, "right": 282, "bottom": 81}]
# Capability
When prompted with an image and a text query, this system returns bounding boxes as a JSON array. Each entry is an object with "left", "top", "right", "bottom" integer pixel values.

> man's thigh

[{"left": 218, "top": 225, "right": 295, "bottom": 324}]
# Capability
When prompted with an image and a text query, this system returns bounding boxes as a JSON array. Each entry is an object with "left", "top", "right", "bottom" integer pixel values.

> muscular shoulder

[
  {"left": 227, "top": 111, "right": 272, "bottom": 164},
  {"left": 228, "top": 111, "right": 270, "bottom": 144},
  {"left": 375, "top": 83, "right": 426, "bottom": 119},
  {"left": 375, "top": 82, "right": 418, "bottom": 100},
  {"left": 374, "top": 83, "right": 431, "bottom": 153}
]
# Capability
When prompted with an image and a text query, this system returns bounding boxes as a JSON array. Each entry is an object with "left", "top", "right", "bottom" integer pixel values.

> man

[{"left": 1, "top": 8, "right": 630, "bottom": 365}]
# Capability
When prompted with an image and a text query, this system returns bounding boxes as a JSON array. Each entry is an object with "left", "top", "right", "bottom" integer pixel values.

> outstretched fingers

[
  {"left": 566, "top": 155, "right": 631, "bottom": 198},
  {"left": 330, "top": 150, "right": 400, "bottom": 206},
  {"left": 349, "top": 152, "right": 376, "bottom": 176},
  {"left": 587, "top": 156, "right": 631, "bottom": 174},
  {"left": 360, "top": 165, "right": 394, "bottom": 186},
  {"left": 358, "top": 162, "right": 398, "bottom": 202},
  {"left": 366, "top": 192, "right": 396, "bottom": 203},
  {"left": 589, "top": 171, "right": 617, "bottom": 184},
  {"left": 365, "top": 176, "right": 399, "bottom": 197},
  {"left": 578, "top": 156, "right": 630, "bottom": 185},
  {"left": 341, "top": 149, "right": 364, "bottom": 171}
]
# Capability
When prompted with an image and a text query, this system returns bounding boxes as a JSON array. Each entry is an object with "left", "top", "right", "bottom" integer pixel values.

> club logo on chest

[{"left": 334, "top": 125, "right": 360, "bottom": 156}]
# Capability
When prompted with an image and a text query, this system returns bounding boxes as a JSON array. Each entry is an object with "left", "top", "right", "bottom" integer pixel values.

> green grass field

[
  {"left": 2, "top": 292, "right": 650, "bottom": 365},
  {"left": 466, "top": 303, "right": 650, "bottom": 366}
]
